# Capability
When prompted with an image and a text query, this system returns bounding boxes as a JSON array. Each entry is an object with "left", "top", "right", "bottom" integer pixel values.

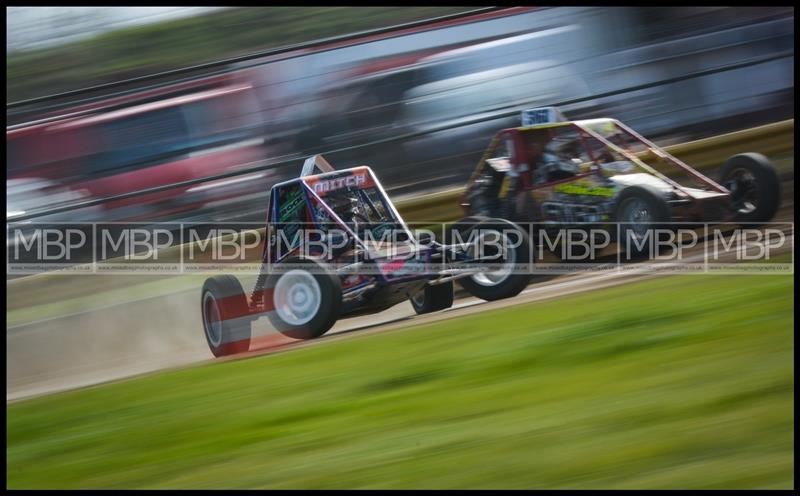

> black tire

[
  {"left": 719, "top": 153, "right": 781, "bottom": 225},
  {"left": 201, "top": 275, "right": 252, "bottom": 357},
  {"left": 456, "top": 217, "right": 532, "bottom": 301},
  {"left": 266, "top": 258, "right": 342, "bottom": 340},
  {"left": 410, "top": 281, "right": 454, "bottom": 314},
  {"left": 614, "top": 186, "right": 671, "bottom": 258}
]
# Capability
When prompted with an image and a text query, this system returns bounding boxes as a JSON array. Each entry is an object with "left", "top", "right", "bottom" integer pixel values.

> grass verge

[{"left": 6, "top": 273, "right": 794, "bottom": 489}]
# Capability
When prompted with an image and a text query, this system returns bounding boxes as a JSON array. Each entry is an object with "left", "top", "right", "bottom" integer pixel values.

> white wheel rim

[
  {"left": 203, "top": 291, "right": 223, "bottom": 347},
  {"left": 273, "top": 270, "right": 322, "bottom": 326},
  {"left": 471, "top": 229, "right": 515, "bottom": 287}
]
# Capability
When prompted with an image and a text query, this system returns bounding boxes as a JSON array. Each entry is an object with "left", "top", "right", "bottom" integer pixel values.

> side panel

[{"left": 270, "top": 181, "right": 310, "bottom": 263}]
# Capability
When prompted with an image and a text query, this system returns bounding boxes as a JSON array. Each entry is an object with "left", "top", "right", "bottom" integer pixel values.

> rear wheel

[
  {"left": 410, "top": 281, "right": 454, "bottom": 314},
  {"left": 266, "top": 259, "right": 342, "bottom": 340},
  {"left": 456, "top": 218, "right": 532, "bottom": 301},
  {"left": 201, "top": 275, "right": 252, "bottom": 357},
  {"left": 720, "top": 153, "right": 780, "bottom": 225}
]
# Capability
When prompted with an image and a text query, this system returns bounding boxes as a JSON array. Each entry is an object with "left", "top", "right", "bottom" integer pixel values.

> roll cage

[
  {"left": 266, "top": 156, "right": 417, "bottom": 264},
  {"left": 468, "top": 118, "right": 729, "bottom": 197}
]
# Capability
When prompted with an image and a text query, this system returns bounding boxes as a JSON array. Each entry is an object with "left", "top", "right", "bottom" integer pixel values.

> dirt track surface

[{"left": 7, "top": 202, "right": 794, "bottom": 402}]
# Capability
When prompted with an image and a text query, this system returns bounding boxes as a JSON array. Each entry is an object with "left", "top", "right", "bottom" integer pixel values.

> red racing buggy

[{"left": 462, "top": 107, "right": 781, "bottom": 252}]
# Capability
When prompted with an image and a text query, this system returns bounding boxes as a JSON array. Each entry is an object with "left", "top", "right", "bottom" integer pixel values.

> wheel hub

[
  {"left": 274, "top": 270, "right": 322, "bottom": 326},
  {"left": 725, "top": 168, "right": 758, "bottom": 214},
  {"left": 622, "top": 198, "right": 652, "bottom": 238},
  {"left": 470, "top": 229, "right": 515, "bottom": 287}
]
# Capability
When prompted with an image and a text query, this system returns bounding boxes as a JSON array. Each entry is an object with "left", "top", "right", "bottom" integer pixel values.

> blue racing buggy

[{"left": 200, "top": 155, "right": 532, "bottom": 356}]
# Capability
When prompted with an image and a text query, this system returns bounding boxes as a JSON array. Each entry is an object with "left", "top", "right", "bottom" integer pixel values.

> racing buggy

[
  {"left": 462, "top": 107, "right": 781, "bottom": 252},
  {"left": 200, "top": 155, "right": 532, "bottom": 356}
]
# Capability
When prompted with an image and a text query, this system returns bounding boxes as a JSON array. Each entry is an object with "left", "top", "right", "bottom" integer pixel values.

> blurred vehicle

[
  {"left": 269, "top": 7, "right": 792, "bottom": 195},
  {"left": 398, "top": 26, "right": 590, "bottom": 186},
  {"left": 577, "top": 13, "right": 794, "bottom": 139},
  {"left": 290, "top": 25, "right": 592, "bottom": 190},
  {"left": 237, "top": 7, "right": 542, "bottom": 155},
  {"left": 6, "top": 178, "right": 102, "bottom": 257},
  {"left": 462, "top": 107, "right": 781, "bottom": 252},
  {"left": 6, "top": 178, "right": 100, "bottom": 222},
  {"left": 6, "top": 77, "right": 272, "bottom": 224},
  {"left": 200, "top": 155, "right": 531, "bottom": 356},
  {"left": 6, "top": 6, "right": 793, "bottom": 226}
]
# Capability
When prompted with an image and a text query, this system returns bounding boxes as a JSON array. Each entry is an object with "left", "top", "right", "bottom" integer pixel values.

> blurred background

[
  {"left": 6, "top": 6, "right": 795, "bottom": 226},
  {"left": 5, "top": 11, "right": 795, "bottom": 486}
]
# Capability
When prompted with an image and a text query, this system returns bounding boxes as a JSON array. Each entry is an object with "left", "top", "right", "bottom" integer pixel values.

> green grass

[
  {"left": 7, "top": 7, "right": 472, "bottom": 102},
  {"left": 6, "top": 274, "right": 794, "bottom": 489}
]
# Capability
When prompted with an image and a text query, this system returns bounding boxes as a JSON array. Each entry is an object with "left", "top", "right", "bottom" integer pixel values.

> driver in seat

[
  {"left": 327, "top": 191, "right": 365, "bottom": 225},
  {"left": 534, "top": 138, "right": 582, "bottom": 183}
]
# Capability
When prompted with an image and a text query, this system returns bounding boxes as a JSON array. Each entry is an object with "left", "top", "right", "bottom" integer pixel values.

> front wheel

[
  {"left": 615, "top": 187, "right": 670, "bottom": 258},
  {"left": 266, "top": 259, "right": 342, "bottom": 340},
  {"left": 201, "top": 275, "right": 252, "bottom": 357},
  {"left": 720, "top": 153, "right": 781, "bottom": 225},
  {"left": 456, "top": 218, "right": 532, "bottom": 301}
]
